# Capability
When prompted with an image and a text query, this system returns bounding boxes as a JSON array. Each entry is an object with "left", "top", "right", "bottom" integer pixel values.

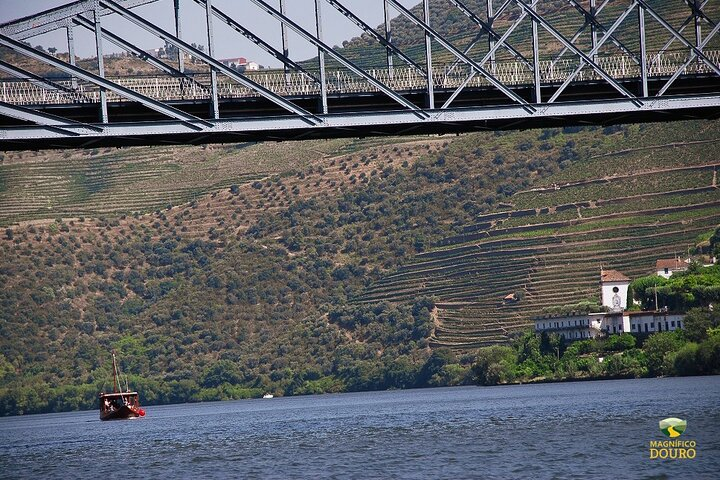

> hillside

[
  {"left": 2, "top": 117, "right": 719, "bottom": 415},
  {"left": 360, "top": 123, "right": 720, "bottom": 350},
  {"left": 2, "top": 0, "right": 720, "bottom": 416}
]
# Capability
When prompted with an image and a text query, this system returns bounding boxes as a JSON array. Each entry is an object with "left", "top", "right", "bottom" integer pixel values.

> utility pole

[{"left": 654, "top": 281, "right": 659, "bottom": 312}]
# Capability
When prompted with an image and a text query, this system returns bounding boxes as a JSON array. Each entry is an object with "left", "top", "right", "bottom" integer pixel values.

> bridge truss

[{"left": 0, "top": 0, "right": 719, "bottom": 150}]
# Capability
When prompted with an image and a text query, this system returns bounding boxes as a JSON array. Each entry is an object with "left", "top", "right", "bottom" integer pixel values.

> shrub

[{"left": 473, "top": 346, "right": 517, "bottom": 386}]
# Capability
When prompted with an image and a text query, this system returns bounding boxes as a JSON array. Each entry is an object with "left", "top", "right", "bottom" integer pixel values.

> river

[{"left": 2, "top": 376, "right": 719, "bottom": 479}]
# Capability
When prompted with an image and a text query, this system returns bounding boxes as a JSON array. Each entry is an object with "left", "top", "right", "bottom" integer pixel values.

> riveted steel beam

[
  {"left": 326, "top": 0, "right": 426, "bottom": 75},
  {"left": 0, "top": 101, "right": 101, "bottom": 135},
  {"left": 0, "top": 32, "right": 209, "bottom": 129},
  {"left": 387, "top": 0, "right": 533, "bottom": 111},
  {"left": 73, "top": 14, "right": 206, "bottom": 92},
  {"left": 248, "top": 0, "right": 427, "bottom": 118},
  {"left": 0, "top": 0, "right": 158, "bottom": 40},
  {"left": 100, "top": 0, "right": 321, "bottom": 124},
  {"left": 519, "top": 0, "right": 642, "bottom": 106},
  {"left": 190, "top": 0, "right": 319, "bottom": 84},
  {"left": 3, "top": 94, "right": 720, "bottom": 151}
]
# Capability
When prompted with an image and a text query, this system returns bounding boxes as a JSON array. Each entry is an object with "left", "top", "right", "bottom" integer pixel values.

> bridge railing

[{"left": 1, "top": 50, "right": 718, "bottom": 106}]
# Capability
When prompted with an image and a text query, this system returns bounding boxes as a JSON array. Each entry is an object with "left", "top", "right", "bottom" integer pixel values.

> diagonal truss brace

[
  {"left": 550, "top": 0, "right": 612, "bottom": 69},
  {"left": 248, "top": 0, "right": 427, "bottom": 118},
  {"left": 441, "top": 0, "right": 539, "bottom": 109},
  {"left": 387, "top": 0, "right": 533, "bottom": 112},
  {"left": 651, "top": 0, "right": 713, "bottom": 69},
  {"left": 325, "top": 0, "right": 426, "bottom": 76},
  {"left": 446, "top": 0, "right": 532, "bottom": 68},
  {"left": 0, "top": 60, "right": 89, "bottom": 101},
  {"left": 101, "top": 0, "right": 321, "bottom": 124},
  {"left": 72, "top": 14, "right": 207, "bottom": 93},
  {"left": 191, "top": 0, "right": 320, "bottom": 84},
  {"left": 0, "top": 0, "right": 157, "bottom": 40},
  {"left": 637, "top": 0, "right": 720, "bottom": 78},
  {"left": 566, "top": 0, "right": 640, "bottom": 65},
  {"left": 0, "top": 101, "right": 102, "bottom": 135},
  {"left": 514, "top": 0, "right": 643, "bottom": 106},
  {"left": 0, "top": 32, "right": 210, "bottom": 129},
  {"left": 657, "top": 17, "right": 720, "bottom": 96}
]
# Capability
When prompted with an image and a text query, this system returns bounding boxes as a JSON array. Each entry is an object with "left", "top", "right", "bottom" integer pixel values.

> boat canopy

[{"left": 100, "top": 392, "right": 139, "bottom": 397}]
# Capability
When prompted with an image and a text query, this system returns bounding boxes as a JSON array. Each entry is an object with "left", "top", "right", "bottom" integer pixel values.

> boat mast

[{"left": 112, "top": 351, "right": 120, "bottom": 393}]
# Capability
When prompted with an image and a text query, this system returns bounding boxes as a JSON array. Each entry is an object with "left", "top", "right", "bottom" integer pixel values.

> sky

[{"left": 0, "top": 0, "right": 418, "bottom": 68}]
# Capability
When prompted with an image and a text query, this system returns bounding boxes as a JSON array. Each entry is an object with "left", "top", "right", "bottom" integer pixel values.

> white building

[
  {"left": 628, "top": 311, "right": 684, "bottom": 334},
  {"left": 656, "top": 258, "right": 688, "bottom": 279},
  {"left": 534, "top": 269, "right": 685, "bottom": 340},
  {"left": 600, "top": 269, "right": 630, "bottom": 312},
  {"left": 534, "top": 313, "right": 607, "bottom": 340}
]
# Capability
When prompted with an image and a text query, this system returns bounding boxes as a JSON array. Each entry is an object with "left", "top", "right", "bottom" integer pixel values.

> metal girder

[
  {"left": 315, "top": 0, "right": 328, "bottom": 114},
  {"left": 637, "top": 0, "right": 720, "bottom": 78},
  {"left": 441, "top": 0, "right": 538, "bottom": 109},
  {"left": 383, "top": 0, "right": 394, "bottom": 76},
  {"left": 92, "top": 5, "right": 109, "bottom": 123},
  {"left": 0, "top": 32, "right": 209, "bottom": 129},
  {"left": 423, "top": 0, "right": 434, "bottom": 109},
  {"left": 516, "top": 0, "right": 643, "bottom": 106},
  {"left": 100, "top": 0, "right": 321, "bottom": 124},
  {"left": 0, "top": 60, "right": 85, "bottom": 99},
  {"left": 0, "top": 0, "right": 158, "bottom": 40},
  {"left": 652, "top": 0, "right": 712, "bottom": 67},
  {"left": 190, "top": 0, "right": 319, "bottom": 84},
  {"left": 657, "top": 18, "right": 720, "bottom": 96},
  {"left": 387, "top": 0, "right": 533, "bottom": 111},
  {"left": 325, "top": 0, "right": 426, "bottom": 75},
  {"left": 446, "top": 0, "right": 532, "bottom": 68},
  {"left": 3, "top": 94, "right": 720, "bottom": 149},
  {"left": 638, "top": 6, "right": 648, "bottom": 98},
  {"left": 0, "top": 101, "right": 101, "bottom": 135},
  {"left": 566, "top": 0, "right": 640, "bottom": 65},
  {"left": 550, "top": 0, "right": 612, "bottom": 69},
  {"left": 248, "top": 0, "right": 428, "bottom": 118},
  {"left": 72, "top": 14, "right": 206, "bottom": 92},
  {"left": 205, "top": 0, "right": 220, "bottom": 119}
]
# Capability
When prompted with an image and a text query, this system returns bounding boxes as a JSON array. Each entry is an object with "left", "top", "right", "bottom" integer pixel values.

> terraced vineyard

[
  {"left": 0, "top": 136, "right": 416, "bottom": 227},
  {"left": 360, "top": 147, "right": 720, "bottom": 352}
]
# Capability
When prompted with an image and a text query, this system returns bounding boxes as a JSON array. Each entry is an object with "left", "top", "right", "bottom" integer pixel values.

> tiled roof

[
  {"left": 600, "top": 269, "right": 630, "bottom": 282},
  {"left": 656, "top": 259, "right": 687, "bottom": 271}
]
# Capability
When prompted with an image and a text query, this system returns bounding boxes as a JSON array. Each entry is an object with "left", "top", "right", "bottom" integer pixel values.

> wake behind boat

[{"left": 99, "top": 352, "right": 145, "bottom": 421}]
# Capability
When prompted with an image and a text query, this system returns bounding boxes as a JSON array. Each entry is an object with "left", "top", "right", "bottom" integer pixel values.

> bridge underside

[
  {"left": 1, "top": 0, "right": 720, "bottom": 150},
  {"left": 2, "top": 78, "right": 720, "bottom": 150}
]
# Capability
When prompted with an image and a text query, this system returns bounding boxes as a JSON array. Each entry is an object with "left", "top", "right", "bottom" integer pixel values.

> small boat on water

[
  {"left": 99, "top": 352, "right": 145, "bottom": 421},
  {"left": 262, "top": 393, "right": 274, "bottom": 399}
]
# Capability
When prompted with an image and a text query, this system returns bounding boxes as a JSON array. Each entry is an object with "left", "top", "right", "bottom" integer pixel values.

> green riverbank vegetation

[{"left": 473, "top": 308, "right": 720, "bottom": 386}]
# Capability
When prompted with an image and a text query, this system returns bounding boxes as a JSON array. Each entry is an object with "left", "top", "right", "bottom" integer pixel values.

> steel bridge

[{"left": 0, "top": 0, "right": 719, "bottom": 150}]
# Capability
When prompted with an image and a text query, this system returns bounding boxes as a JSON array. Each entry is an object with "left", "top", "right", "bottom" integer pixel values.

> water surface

[{"left": 2, "top": 376, "right": 719, "bottom": 479}]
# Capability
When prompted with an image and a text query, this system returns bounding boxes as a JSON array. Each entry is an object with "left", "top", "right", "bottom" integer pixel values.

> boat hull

[{"left": 100, "top": 405, "right": 141, "bottom": 421}]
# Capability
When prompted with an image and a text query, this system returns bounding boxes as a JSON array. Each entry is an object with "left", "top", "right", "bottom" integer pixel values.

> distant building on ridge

[{"left": 656, "top": 258, "right": 688, "bottom": 279}]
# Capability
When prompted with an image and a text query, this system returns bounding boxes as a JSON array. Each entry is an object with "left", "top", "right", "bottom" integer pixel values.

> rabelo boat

[{"left": 99, "top": 352, "right": 146, "bottom": 421}]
